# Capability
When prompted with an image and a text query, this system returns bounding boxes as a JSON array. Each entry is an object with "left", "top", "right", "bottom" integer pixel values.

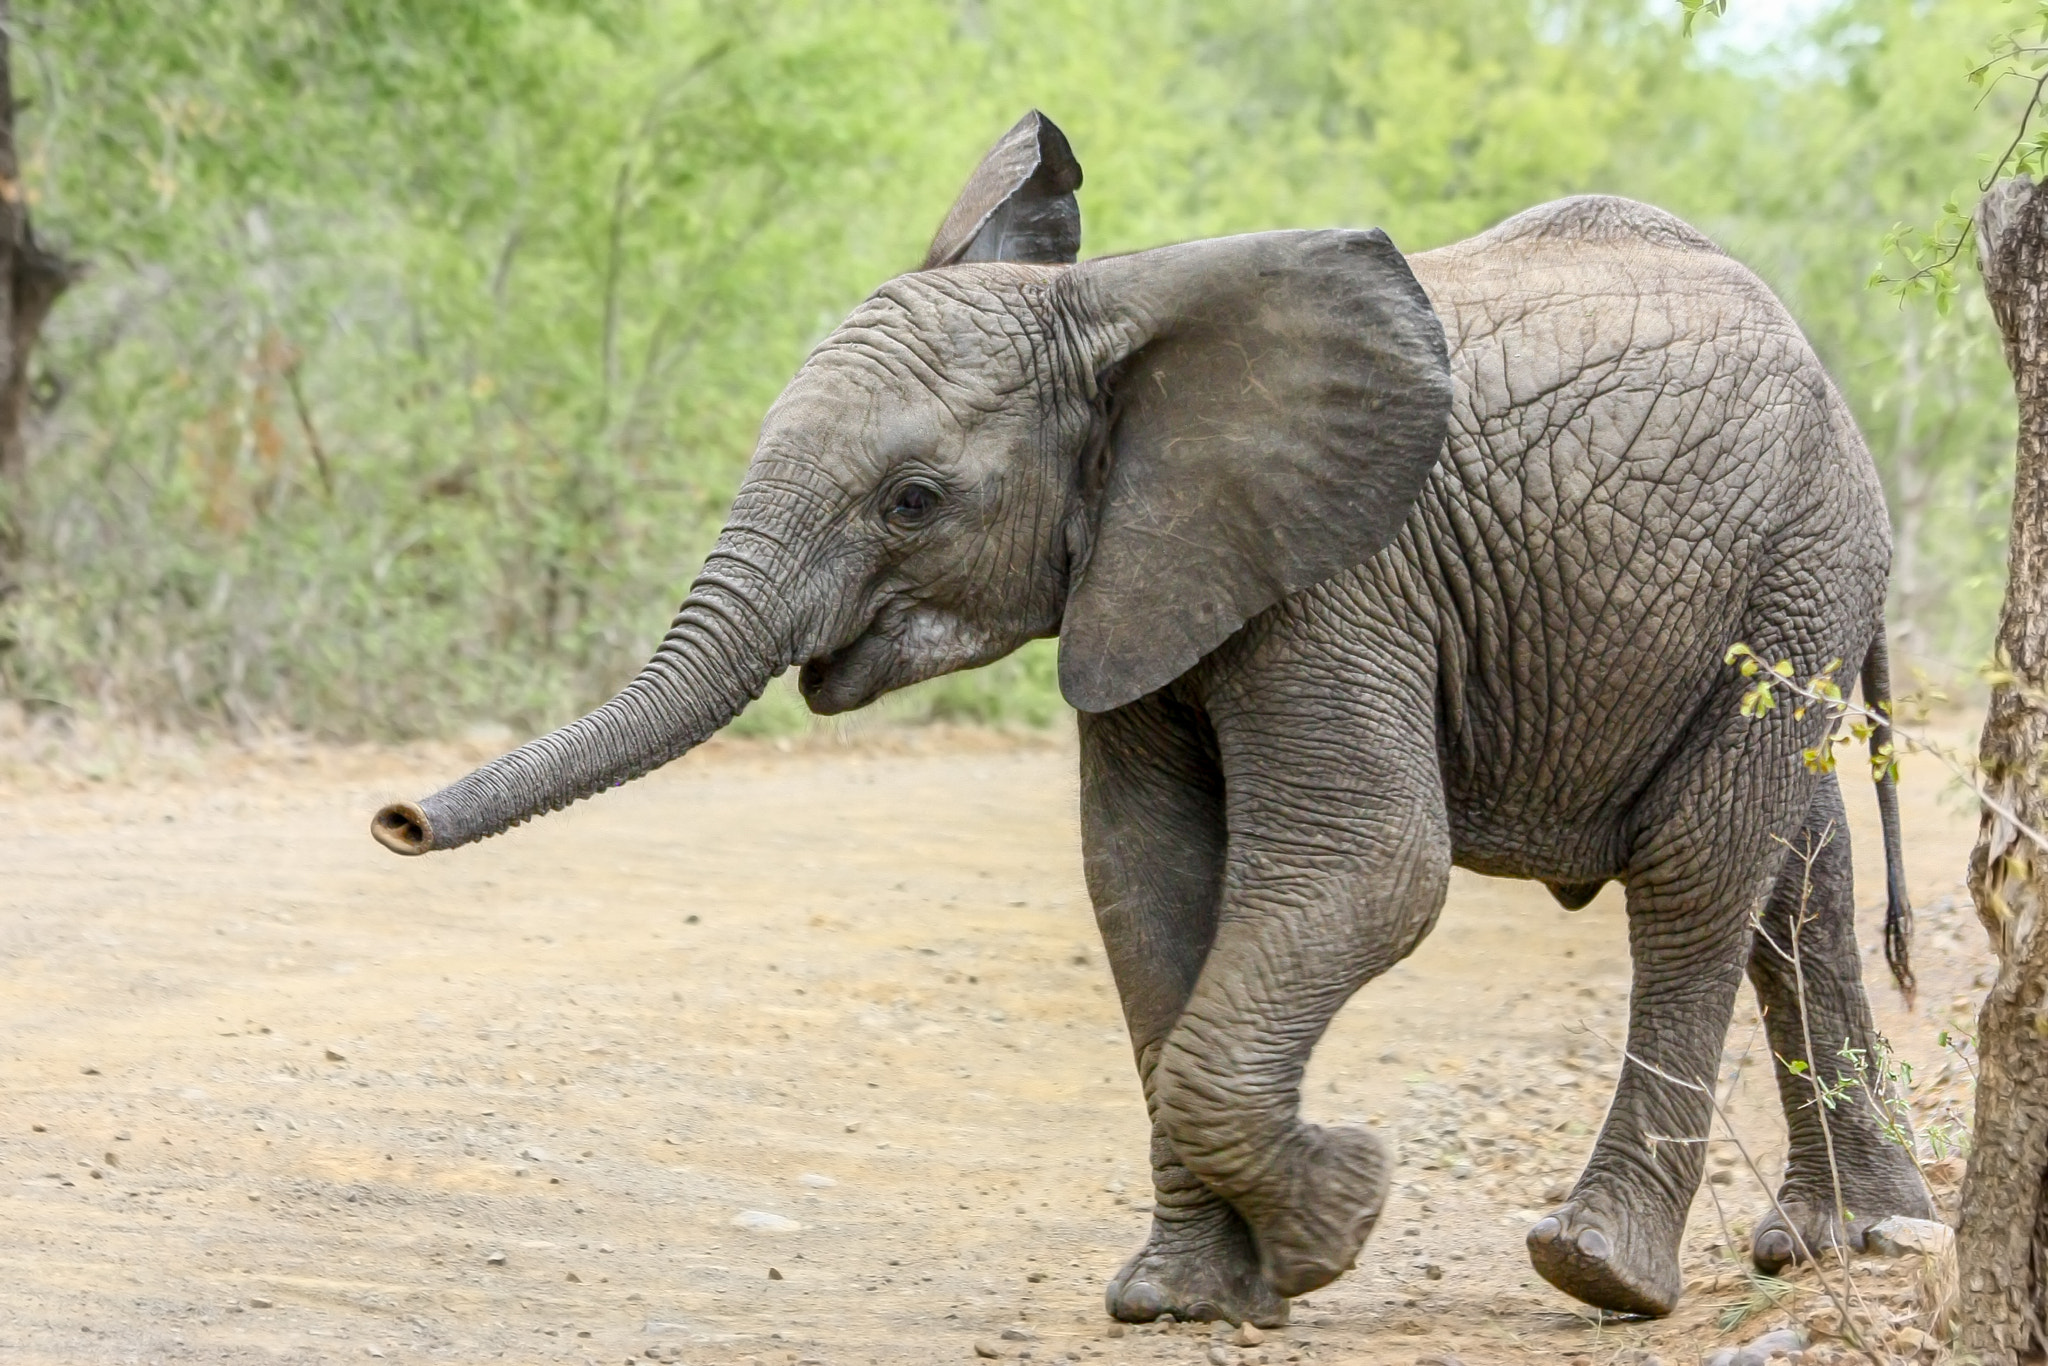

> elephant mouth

[
  {"left": 797, "top": 643, "right": 874, "bottom": 715},
  {"left": 798, "top": 609, "right": 1021, "bottom": 716}
]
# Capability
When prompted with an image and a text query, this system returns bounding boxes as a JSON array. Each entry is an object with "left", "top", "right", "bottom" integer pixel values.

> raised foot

[
  {"left": 1751, "top": 1179, "right": 1936, "bottom": 1273},
  {"left": 1106, "top": 1207, "right": 1289, "bottom": 1327},
  {"left": 1239, "top": 1124, "right": 1390, "bottom": 1299},
  {"left": 1526, "top": 1192, "right": 1682, "bottom": 1317}
]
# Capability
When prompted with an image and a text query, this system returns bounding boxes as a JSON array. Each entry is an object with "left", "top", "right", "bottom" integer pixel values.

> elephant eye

[{"left": 887, "top": 480, "right": 941, "bottom": 526}]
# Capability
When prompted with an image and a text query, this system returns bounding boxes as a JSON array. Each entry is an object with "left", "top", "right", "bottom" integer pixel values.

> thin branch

[
  {"left": 1781, "top": 827, "right": 1858, "bottom": 1282},
  {"left": 281, "top": 356, "right": 332, "bottom": 501},
  {"left": 1737, "top": 653, "right": 2048, "bottom": 856},
  {"left": 1976, "top": 62, "right": 2048, "bottom": 191},
  {"left": 597, "top": 153, "right": 632, "bottom": 435}
]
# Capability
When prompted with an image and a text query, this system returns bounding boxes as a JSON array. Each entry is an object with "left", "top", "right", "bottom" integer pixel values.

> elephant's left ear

[
  {"left": 1055, "top": 229, "right": 1453, "bottom": 714},
  {"left": 923, "top": 110, "right": 1083, "bottom": 269}
]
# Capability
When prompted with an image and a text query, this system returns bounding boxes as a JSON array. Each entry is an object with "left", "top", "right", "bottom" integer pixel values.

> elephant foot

[
  {"left": 1238, "top": 1123, "right": 1390, "bottom": 1300},
  {"left": 1751, "top": 1173, "right": 1936, "bottom": 1273},
  {"left": 1526, "top": 1187, "right": 1682, "bottom": 1317},
  {"left": 1106, "top": 1200, "right": 1290, "bottom": 1327}
]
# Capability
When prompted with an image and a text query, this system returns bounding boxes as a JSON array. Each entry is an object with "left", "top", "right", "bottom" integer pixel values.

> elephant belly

[{"left": 1430, "top": 440, "right": 1881, "bottom": 885}]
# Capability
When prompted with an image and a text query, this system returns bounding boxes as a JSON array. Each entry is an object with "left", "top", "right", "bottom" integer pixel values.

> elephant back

[{"left": 1463, "top": 194, "right": 1726, "bottom": 257}]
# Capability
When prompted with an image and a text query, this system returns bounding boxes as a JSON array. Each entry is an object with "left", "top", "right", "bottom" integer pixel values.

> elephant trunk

[{"left": 371, "top": 521, "right": 801, "bottom": 856}]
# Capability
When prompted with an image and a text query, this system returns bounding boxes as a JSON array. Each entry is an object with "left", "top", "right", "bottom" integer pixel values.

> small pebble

[
  {"left": 1001, "top": 1327, "right": 1036, "bottom": 1341},
  {"left": 1235, "top": 1324, "right": 1264, "bottom": 1347},
  {"left": 324, "top": 1049, "right": 345, "bottom": 1062},
  {"left": 768, "top": 1267, "right": 783, "bottom": 1280},
  {"left": 248, "top": 1297, "right": 273, "bottom": 1309},
  {"left": 973, "top": 1341, "right": 1002, "bottom": 1359},
  {"left": 731, "top": 1210, "right": 802, "bottom": 1233},
  {"left": 1865, "top": 1216, "right": 1953, "bottom": 1258},
  {"left": 485, "top": 1251, "right": 506, "bottom": 1266},
  {"left": 1206, "top": 1347, "right": 1231, "bottom": 1366},
  {"left": 1713, "top": 1327, "right": 1808, "bottom": 1366},
  {"left": 1105, "top": 1325, "right": 1126, "bottom": 1339}
]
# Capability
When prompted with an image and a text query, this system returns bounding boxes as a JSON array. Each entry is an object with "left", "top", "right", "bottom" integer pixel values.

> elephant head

[{"left": 372, "top": 110, "right": 1453, "bottom": 856}]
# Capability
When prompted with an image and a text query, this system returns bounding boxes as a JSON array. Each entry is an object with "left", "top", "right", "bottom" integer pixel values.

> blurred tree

[
  {"left": 1830, "top": 3, "right": 2048, "bottom": 1356},
  {"left": 0, "top": 0, "right": 79, "bottom": 570},
  {"left": 1964, "top": 170, "right": 2048, "bottom": 1364},
  {"left": 1726, "top": 0, "right": 2023, "bottom": 669},
  {"left": 0, "top": 0, "right": 2024, "bottom": 736}
]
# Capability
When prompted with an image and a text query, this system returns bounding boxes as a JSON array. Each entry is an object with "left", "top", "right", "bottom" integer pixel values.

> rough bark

[
  {"left": 0, "top": 0, "right": 80, "bottom": 566},
  {"left": 1963, "top": 172, "right": 2048, "bottom": 1366}
]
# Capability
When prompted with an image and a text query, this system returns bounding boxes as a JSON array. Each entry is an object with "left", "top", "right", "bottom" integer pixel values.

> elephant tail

[{"left": 1862, "top": 636, "right": 1914, "bottom": 1004}]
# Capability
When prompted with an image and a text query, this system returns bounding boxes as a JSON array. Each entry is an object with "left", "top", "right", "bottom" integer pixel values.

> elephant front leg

[
  {"left": 1081, "top": 699, "right": 1287, "bottom": 1328},
  {"left": 1148, "top": 757, "right": 1452, "bottom": 1301},
  {"left": 1108, "top": 1044, "right": 1289, "bottom": 1326}
]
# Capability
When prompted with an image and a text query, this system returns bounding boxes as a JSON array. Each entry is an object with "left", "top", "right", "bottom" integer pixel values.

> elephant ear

[
  {"left": 1055, "top": 229, "right": 1452, "bottom": 713},
  {"left": 923, "top": 110, "right": 1083, "bottom": 268}
]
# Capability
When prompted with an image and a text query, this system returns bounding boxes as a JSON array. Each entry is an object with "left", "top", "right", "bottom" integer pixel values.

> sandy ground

[{"left": 0, "top": 719, "right": 1993, "bottom": 1366}]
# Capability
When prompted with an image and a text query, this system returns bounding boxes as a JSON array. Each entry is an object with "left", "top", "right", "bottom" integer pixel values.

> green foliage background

[{"left": 0, "top": 0, "right": 2022, "bottom": 738}]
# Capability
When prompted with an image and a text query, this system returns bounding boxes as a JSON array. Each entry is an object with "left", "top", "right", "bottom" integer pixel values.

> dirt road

[{"left": 0, "top": 721, "right": 1991, "bottom": 1365}]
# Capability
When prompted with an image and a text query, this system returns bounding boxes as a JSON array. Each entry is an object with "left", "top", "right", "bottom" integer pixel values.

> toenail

[
  {"left": 1576, "top": 1227, "right": 1611, "bottom": 1259},
  {"left": 1118, "top": 1280, "right": 1168, "bottom": 1320},
  {"left": 1756, "top": 1229, "right": 1794, "bottom": 1265},
  {"left": 1528, "top": 1217, "right": 1562, "bottom": 1245}
]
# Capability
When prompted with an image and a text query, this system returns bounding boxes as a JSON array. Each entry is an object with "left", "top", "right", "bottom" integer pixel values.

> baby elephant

[{"left": 374, "top": 112, "right": 1931, "bottom": 1324}]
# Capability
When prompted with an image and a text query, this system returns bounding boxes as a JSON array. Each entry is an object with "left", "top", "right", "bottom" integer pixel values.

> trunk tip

[{"left": 371, "top": 801, "right": 434, "bottom": 856}]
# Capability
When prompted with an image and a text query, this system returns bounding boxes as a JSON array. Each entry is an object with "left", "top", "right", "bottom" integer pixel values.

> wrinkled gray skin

[{"left": 374, "top": 117, "right": 1932, "bottom": 1325}]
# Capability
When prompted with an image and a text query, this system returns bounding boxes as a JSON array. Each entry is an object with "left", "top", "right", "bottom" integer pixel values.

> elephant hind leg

[
  {"left": 1528, "top": 665, "right": 1828, "bottom": 1317},
  {"left": 1527, "top": 853, "right": 1752, "bottom": 1317},
  {"left": 1746, "top": 773, "right": 1933, "bottom": 1272}
]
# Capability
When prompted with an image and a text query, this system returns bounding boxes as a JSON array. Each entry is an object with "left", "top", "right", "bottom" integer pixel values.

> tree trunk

[
  {"left": 1962, "top": 172, "right": 2048, "bottom": 1366},
  {"left": 0, "top": 0, "right": 80, "bottom": 568}
]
